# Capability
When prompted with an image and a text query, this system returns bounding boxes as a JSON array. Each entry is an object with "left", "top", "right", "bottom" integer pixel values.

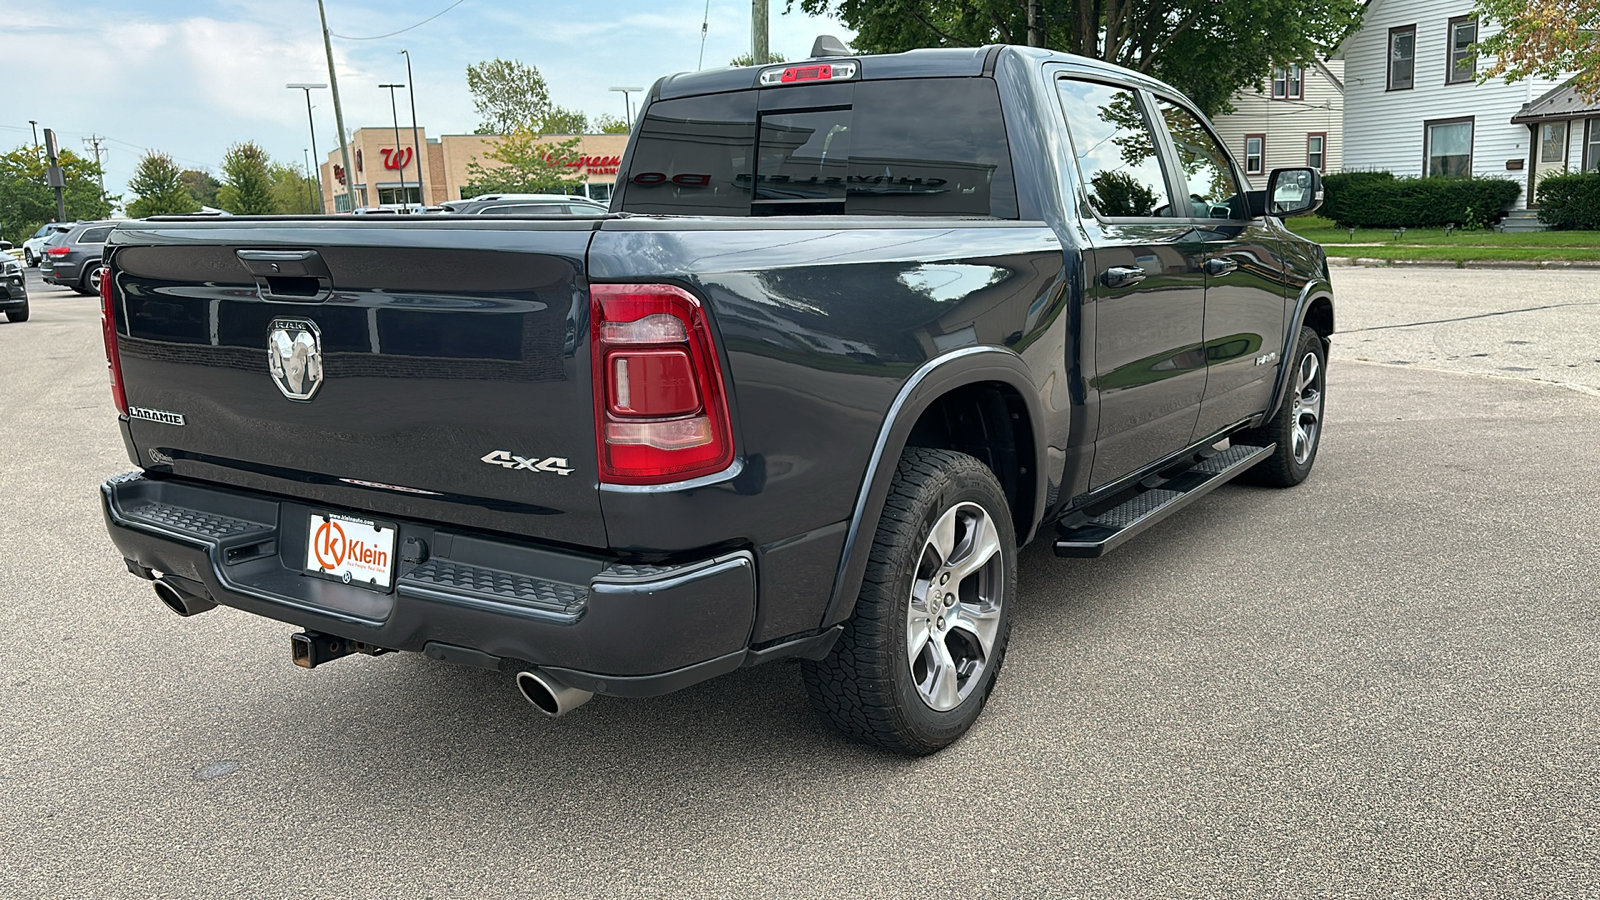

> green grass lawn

[
  {"left": 1285, "top": 216, "right": 1600, "bottom": 263},
  {"left": 1287, "top": 216, "right": 1600, "bottom": 248}
]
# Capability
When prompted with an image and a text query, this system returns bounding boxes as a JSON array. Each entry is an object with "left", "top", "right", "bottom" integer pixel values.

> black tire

[
  {"left": 1236, "top": 326, "right": 1326, "bottom": 487},
  {"left": 24, "top": 250, "right": 37, "bottom": 267},
  {"left": 6, "top": 300, "right": 29, "bottom": 322},
  {"left": 77, "top": 266, "right": 103, "bottom": 297},
  {"left": 801, "top": 447, "right": 1016, "bottom": 755}
]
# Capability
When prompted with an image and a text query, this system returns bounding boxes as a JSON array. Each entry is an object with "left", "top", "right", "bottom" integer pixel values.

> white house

[
  {"left": 1510, "top": 79, "right": 1600, "bottom": 199},
  {"left": 1212, "top": 59, "right": 1345, "bottom": 190},
  {"left": 1334, "top": 0, "right": 1573, "bottom": 208}
]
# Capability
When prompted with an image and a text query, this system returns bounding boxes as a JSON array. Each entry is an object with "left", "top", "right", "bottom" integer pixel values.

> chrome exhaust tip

[
  {"left": 154, "top": 578, "right": 216, "bottom": 617},
  {"left": 515, "top": 669, "right": 593, "bottom": 718}
]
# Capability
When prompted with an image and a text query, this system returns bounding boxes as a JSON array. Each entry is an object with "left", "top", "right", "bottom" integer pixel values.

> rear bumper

[{"left": 101, "top": 472, "right": 835, "bottom": 696}]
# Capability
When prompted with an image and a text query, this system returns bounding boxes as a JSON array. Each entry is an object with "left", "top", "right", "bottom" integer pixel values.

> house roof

[{"left": 1511, "top": 77, "right": 1600, "bottom": 123}]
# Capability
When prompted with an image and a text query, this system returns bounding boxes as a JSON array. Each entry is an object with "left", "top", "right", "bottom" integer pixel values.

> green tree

[
  {"left": 126, "top": 151, "right": 201, "bottom": 218},
  {"left": 462, "top": 130, "right": 584, "bottom": 196},
  {"left": 269, "top": 163, "right": 321, "bottom": 214},
  {"left": 730, "top": 50, "right": 789, "bottom": 66},
  {"left": 594, "top": 114, "right": 631, "bottom": 134},
  {"left": 216, "top": 142, "right": 277, "bottom": 215},
  {"left": 467, "top": 58, "right": 552, "bottom": 134},
  {"left": 0, "top": 145, "right": 114, "bottom": 244},
  {"left": 1475, "top": 0, "right": 1600, "bottom": 100},
  {"left": 541, "top": 105, "right": 589, "bottom": 134},
  {"left": 792, "top": 0, "right": 1361, "bottom": 115},
  {"left": 180, "top": 168, "right": 222, "bottom": 208}
]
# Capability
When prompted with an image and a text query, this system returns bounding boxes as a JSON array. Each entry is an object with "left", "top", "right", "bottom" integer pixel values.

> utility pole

[
  {"left": 1027, "top": 0, "right": 1044, "bottom": 47},
  {"left": 84, "top": 134, "right": 108, "bottom": 196},
  {"left": 752, "top": 0, "right": 769, "bottom": 66},
  {"left": 287, "top": 83, "right": 327, "bottom": 212},
  {"left": 400, "top": 50, "right": 425, "bottom": 207},
  {"left": 318, "top": 0, "right": 358, "bottom": 212},
  {"left": 380, "top": 83, "right": 407, "bottom": 209},
  {"left": 43, "top": 129, "right": 67, "bottom": 222}
]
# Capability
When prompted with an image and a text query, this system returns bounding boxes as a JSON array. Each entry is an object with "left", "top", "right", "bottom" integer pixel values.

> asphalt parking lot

[{"left": 1, "top": 266, "right": 1596, "bottom": 897}]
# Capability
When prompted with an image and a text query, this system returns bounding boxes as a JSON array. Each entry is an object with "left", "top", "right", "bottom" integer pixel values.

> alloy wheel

[
  {"left": 905, "top": 501, "right": 1005, "bottom": 712},
  {"left": 1290, "top": 351, "right": 1322, "bottom": 465}
]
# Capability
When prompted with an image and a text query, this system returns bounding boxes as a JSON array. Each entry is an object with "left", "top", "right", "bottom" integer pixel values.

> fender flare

[
  {"left": 819, "top": 346, "right": 1049, "bottom": 629},
  {"left": 1265, "top": 277, "right": 1335, "bottom": 420}
]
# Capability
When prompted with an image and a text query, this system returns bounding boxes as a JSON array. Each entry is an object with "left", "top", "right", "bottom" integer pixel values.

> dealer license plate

[{"left": 305, "top": 512, "right": 397, "bottom": 590}]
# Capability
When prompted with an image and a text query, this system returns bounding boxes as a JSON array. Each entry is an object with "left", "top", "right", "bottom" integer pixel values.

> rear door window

[
  {"left": 619, "top": 77, "right": 1016, "bottom": 218},
  {"left": 1055, "top": 79, "right": 1175, "bottom": 219}
]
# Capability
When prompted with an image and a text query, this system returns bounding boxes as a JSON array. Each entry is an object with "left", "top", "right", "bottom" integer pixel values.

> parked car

[
  {"left": 0, "top": 240, "right": 27, "bottom": 322},
  {"left": 22, "top": 222, "right": 73, "bottom": 268},
  {"left": 41, "top": 221, "right": 114, "bottom": 295},
  {"left": 97, "top": 45, "right": 1332, "bottom": 755},
  {"left": 441, "top": 194, "right": 609, "bottom": 216}
]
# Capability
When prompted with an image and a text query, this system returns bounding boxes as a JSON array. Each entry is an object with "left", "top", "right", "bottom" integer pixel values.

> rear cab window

[{"left": 618, "top": 77, "right": 1018, "bottom": 218}]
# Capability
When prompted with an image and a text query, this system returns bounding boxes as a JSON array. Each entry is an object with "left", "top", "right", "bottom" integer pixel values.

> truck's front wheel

[{"left": 802, "top": 447, "right": 1015, "bottom": 755}]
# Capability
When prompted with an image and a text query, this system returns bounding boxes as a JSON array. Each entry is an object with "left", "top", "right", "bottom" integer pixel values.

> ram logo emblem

[{"left": 268, "top": 318, "right": 324, "bottom": 401}]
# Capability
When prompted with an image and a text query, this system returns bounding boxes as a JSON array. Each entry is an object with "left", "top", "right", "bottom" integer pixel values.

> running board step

[{"left": 1053, "top": 443, "right": 1275, "bottom": 558}]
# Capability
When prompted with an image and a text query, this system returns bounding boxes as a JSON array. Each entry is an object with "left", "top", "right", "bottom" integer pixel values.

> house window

[
  {"left": 1245, "top": 135, "right": 1265, "bottom": 175},
  {"left": 1425, "top": 118, "right": 1473, "bottom": 176},
  {"left": 1541, "top": 122, "right": 1568, "bottom": 165},
  {"left": 1586, "top": 119, "right": 1600, "bottom": 172},
  {"left": 1271, "top": 65, "right": 1304, "bottom": 100},
  {"left": 1447, "top": 17, "right": 1478, "bottom": 84},
  {"left": 1307, "top": 133, "right": 1327, "bottom": 171},
  {"left": 1389, "top": 25, "right": 1416, "bottom": 91}
]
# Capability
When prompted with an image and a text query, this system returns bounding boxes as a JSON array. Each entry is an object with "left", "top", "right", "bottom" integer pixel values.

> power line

[{"left": 330, "top": 0, "right": 468, "bottom": 40}]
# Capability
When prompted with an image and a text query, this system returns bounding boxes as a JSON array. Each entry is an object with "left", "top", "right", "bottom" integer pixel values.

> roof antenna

[
  {"left": 810, "top": 34, "right": 851, "bottom": 58},
  {"left": 697, "top": 0, "right": 711, "bottom": 70}
]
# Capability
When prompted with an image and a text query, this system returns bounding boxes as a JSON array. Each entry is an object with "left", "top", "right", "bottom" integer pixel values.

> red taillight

[
  {"left": 46, "top": 246, "right": 71, "bottom": 256},
  {"left": 99, "top": 266, "right": 128, "bottom": 415},
  {"left": 781, "top": 64, "right": 832, "bottom": 83},
  {"left": 591, "top": 283, "right": 733, "bottom": 485}
]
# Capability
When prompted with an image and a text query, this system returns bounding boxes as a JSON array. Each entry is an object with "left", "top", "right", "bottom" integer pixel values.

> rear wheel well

[{"left": 903, "top": 382, "right": 1036, "bottom": 543}]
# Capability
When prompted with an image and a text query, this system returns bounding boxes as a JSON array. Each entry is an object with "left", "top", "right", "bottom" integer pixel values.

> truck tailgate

[{"left": 106, "top": 220, "right": 605, "bottom": 548}]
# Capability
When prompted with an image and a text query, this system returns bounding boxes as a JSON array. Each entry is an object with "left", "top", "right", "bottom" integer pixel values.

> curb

[{"left": 1327, "top": 256, "right": 1600, "bottom": 270}]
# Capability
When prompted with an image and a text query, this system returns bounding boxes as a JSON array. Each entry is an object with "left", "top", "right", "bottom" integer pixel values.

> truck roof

[{"left": 655, "top": 44, "right": 1178, "bottom": 102}]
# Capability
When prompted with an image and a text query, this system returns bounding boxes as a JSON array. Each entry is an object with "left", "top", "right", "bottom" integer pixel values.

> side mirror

[{"left": 1264, "top": 167, "right": 1323, "bottom": 217}]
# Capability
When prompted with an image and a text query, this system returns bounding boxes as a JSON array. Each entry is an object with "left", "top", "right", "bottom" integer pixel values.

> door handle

[
  {"left": 1101, "top": 266, "right": 1146, "bottom": 289},
  {"left": 1203, "top": 257, "right": 1238, "bottom": 277}
]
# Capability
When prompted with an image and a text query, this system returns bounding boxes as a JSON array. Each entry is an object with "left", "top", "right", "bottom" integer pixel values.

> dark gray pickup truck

[{"left": 98, "top": 45, "right": 1333, "bottom": 754}]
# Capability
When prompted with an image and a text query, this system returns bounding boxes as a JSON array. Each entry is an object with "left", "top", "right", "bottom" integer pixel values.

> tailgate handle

[{"left": 235, "top": 248, "right": 332, "bottom": 302}]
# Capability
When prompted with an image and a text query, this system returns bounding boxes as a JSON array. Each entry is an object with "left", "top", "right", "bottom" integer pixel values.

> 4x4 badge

[
  {"left": 268, "top": 318, "right": 323, "bottom": 401},
  {"left": 481, "top": 450, "right": 574, "bottom": 476}
]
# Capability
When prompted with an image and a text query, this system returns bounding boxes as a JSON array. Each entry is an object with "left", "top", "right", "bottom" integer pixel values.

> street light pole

[
  {"left": 287, "top": 83, "right": 327, "bottom": 212},
  {"left": 303, "top": 149, "right": 316, "bottom": 211},
  {"left": 317, "top": 0, "right": 358, "bottom": 212},
  {"left": 28, "top": 120, "right": 39, "bottom": 154},
  {"left": 380, "top": 83, "right": 407, "bottom": 209},
  {"left": 400, "top": 50, "right": 425, "bottom": 207},
  {"left": 608, "top": 86, "right": 645, "bottom": 125}
]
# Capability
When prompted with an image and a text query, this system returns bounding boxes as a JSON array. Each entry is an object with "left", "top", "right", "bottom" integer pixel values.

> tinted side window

[
  {"left": 846, "top": 78, "right": 1017, "bottom": 218},
  {"left": 80, "top": 226, "right": 113, "bottom": 243},
  {"left": 620, "top": 91, "right": 758, "bottom": 216},
  {"left": 1155, "top": 99, "right": 1247, "bottom": 219},
  {"left": 1056, "top": 80, "right": 1174, "bottom": 218}
]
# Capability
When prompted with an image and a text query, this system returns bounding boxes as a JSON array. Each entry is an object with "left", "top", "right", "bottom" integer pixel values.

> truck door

[
  {"left": 1150, "top": 97, "right": 1287, "bottom": 438},
  {"left": 1055, "top": 77, "right": 1208, "bottom": 488}
]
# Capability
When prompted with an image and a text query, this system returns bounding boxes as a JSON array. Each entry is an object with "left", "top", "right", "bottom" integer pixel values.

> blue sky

[{"left": 2, "top": 0, "right": 854, "bottom": 203}]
